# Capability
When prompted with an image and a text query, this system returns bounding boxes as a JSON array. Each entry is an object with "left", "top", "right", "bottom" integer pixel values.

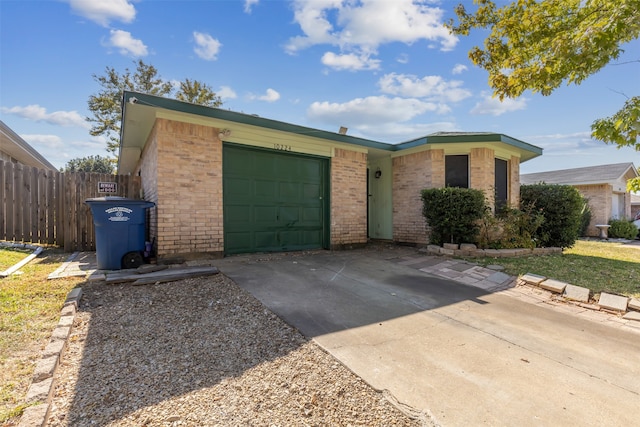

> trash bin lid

[
  {"left": 86, "top": 196, "right": 127, "bottom": 202},
  {"left": 85, "top": 197, "right": 155, "bottom": 208}
]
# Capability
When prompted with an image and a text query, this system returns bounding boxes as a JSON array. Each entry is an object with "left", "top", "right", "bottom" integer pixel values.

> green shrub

[
  {"left": 608, "top": 219, "right": 638, "bottom": 239},
  {"left": 421, "top": 187, "right": 488, "bottom": 245},
  {"left": 478, "top": 204, "right": 545, "bottom": 249},
  {"left": 520, "top": 184, "right": 583, "bottom": 248}
]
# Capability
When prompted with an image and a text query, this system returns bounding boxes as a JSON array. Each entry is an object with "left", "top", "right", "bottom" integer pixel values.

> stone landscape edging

[
  {"left": 424, "top": 243, "right": 640, "bottom": 322},
  {"left": 17, "top": 288, "right": 82, "bottom": 427},
  {"left": 517, "top": 273, "right": 640, "bottom": 321},
  {"left": 425, "top": 242, "right": 563, "bottom": 258}
]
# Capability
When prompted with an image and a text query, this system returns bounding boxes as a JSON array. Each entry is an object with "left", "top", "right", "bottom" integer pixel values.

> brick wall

[
  {"left": 392, "top": 149, "right": 444, "bottom": 245},
  {"left": 135, "top": 123, "right": 159, "bottom": 248},
  {"left": 330, "top": 148, "right": 367, "bottom": 248},
  {"left": 509, "top": 155, "right": 520, "bottom": 207},
  {"left": 144, "top": 118, "right": 224, "bottom": 259},
  {"left": 470, "top": 147, "right": 495, "bottom": 208},
  {"left": 575, "top": 184, "right": 611, "bottom": 236}
]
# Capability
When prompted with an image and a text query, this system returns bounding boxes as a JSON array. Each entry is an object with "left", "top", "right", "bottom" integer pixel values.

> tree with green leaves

[
  {"left": 62, "top": 155, "right": 115, "bottom": 174},
  {"left": 176, "top": 78, "right": 222, "bottom": 107},
  {"left": 447, "top": 0, "right": 640, "bottom": 190},
  {"left": 87, "top": 60, "right": 223, "bottom": 157}
]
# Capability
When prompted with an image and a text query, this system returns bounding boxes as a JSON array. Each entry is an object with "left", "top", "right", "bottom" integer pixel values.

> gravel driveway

[{"left": 47, "top": 272, "right": 426, "bottom": 426}]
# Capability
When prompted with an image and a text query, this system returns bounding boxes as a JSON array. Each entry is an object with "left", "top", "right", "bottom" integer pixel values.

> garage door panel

[
  {"left": 302, "top": 207, "right": 321, "bottom": 222},
  {"left": 226, "top": 177, "right": 252, "bottom": 197},
  {"left": 254, "top": 179, "right": 277, "bottom": 198},
  {"left": 303, "top": 230, "right": 322, "bottom": 245},
  {"left": 254, "top": 206, "right": 278, "bottom": 222},
  {"left": 279, "top": 206, "right": 300, "bottom": 223},
  {"left": 226, "top": 232, "right": 252, "bottom": 251},
  {"left": 224, "top": 144, "right": 328, "bottom": 254},
  {"left": 226, "top": 205, "right": 252, "bottom": 223},
  {"left": 303, "top": 183, "right": 321, "bottom": 198},
  {"left": 279, "top": 182, "right": 301, "bottom": 200},
  {"left": 255, "top": 231, "right": 279, "bottom": 250}
]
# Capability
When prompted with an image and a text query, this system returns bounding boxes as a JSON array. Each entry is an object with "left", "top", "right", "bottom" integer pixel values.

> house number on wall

[{"left": 274, "top": 144, "right": 292, "bottom": 152}]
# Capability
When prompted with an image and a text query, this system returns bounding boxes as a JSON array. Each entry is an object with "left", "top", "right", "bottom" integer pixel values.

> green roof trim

[
  {"left": 119, "top": 91, "right": 543, "bottom": 173},
  {"left": 121, "top": 91, "right": 391, "bottom": 151}
]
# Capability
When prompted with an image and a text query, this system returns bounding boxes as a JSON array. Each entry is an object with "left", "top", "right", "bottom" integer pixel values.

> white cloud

[
  {"left": 259, "top": 88, "right": 281, "bottom": 102},
  {"left": 249, "top": 88, "right": 281, "bottom": 102},
  {"left": 286, "top": 0, "right": 457, "bottom": 55},
  {"left": 1, "top": 105, "right": 90, "bottom": 129},
  {"left": 321, "top": 51, "right": 380, "bottom": 71},
  {"left": 470, "top": 92, "right": 528, "bottom": 116},
  {"left": 355, "top": 121, "right": 460, "bottom": 143},
  {"left": 244, "top": 0, "right": 259, "bottom": 13},
  {"left": 193, "top": 31, "right": 222, "bottom": 61},
  {"left": 452, "top": 64, "right": 468, "bottom": 75},
  {"left": 218, "top": 86, "right": 237, "bottom": 100},
  {"left": 68, "top": 0, "right": 136, "bottom": 26},
  {"left": 378, "top": 73, "right": 472, "bottom": 103},
  {"left": 21, "top": 134, "right": 64, "bottom": 149},
  {"left": 396, "top": 53, "right": 409, "bottom": 64},
  {"left": 107, "top": 29, "right": 148, "bottom": 57},
  {"left": 523, "top": 132, "right": 595, "bottom": 153},
  {"left": 307, "top": 95, "right": 447, "bottom": 127}
]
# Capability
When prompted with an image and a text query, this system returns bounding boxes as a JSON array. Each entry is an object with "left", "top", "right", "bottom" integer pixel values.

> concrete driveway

[{"left": 217, "top": 248, "right": 640, "bottom": 426}]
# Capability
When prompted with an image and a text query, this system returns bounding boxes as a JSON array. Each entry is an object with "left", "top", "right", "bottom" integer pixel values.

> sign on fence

[{"left": 98, "top": 182, "right": 118, "bottom": 193}]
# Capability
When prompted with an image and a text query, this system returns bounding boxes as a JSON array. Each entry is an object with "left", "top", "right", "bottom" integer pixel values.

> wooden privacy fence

[{"left": 0, "top": 161, "right": 141, "bottom": 251}]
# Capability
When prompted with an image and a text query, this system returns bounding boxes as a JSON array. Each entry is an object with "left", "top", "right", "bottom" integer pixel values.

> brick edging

[
  {"left": 17, "top": 288, "right": 83, "bottom": 427},
  {"left": 425, "top": 243, "right": 563, "bottom": 258},
  {"left": 516, "top": 274, "right": 640, "bottom": 321}
]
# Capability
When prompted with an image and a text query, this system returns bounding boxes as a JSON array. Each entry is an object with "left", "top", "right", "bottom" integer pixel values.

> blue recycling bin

[{"left": 86, "top": 197, "right": 155, "bottom": 270}]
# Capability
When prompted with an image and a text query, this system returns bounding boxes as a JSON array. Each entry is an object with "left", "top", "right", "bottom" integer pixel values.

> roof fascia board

[
  {"left": 154, "top": 109, "right": 369, "bottom": 157},
  {"left": 123, "top": 91, "right": 391, "bottom": 151}
]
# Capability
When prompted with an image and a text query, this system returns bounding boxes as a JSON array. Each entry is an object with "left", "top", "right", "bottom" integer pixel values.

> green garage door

[{"left": 223, "top": 144, "right": 329, "bottom": 254}]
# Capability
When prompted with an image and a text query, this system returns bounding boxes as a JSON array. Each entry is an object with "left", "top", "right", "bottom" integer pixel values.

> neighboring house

[
  {"left": 631, "top": 193, "right": 640, "bottom": 218},
  {"left": 118, "top": 91, "right": 542, "bottom": 260},
  {"left": 521, "top": 162, "right": 639, "bottom": 237},
  {"left": 0, "top": 120, "right": 56, "bottom": 170}
]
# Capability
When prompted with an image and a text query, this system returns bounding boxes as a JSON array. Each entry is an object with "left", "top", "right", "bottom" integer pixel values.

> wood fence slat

[
  {"left": 30, "top": 166, "right": 39, "bottom": 243},
  {"left": 65, "top": 171, "right": 75, "bottom": 251},
  {"left": 47, "top": 170, "right": 55, "bottom": 244},
  {"left": 4, "top": 162, "right": 14, "bottom": 241},
  {"left": 13, "top": 163, "right": 22, "bottom": 242},
  {"left": 19, "top": 164, "right": 29, "bottom": 242},
  {"left": 76, "top": 172, "right": 82, "bottom": 250},
  {"left": 40, "top": 169, "right": 49, "bottom": 244},
  {"left": 0, "top": 161, "right": 5, "bottom": 241},
  {"left": 56, "top": 171, "right": 64, "bottom": 248}
]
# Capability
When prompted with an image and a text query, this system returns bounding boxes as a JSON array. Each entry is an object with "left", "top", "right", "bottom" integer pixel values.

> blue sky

[{"left": 0, "top": 0, "right": 638, "bottom": 173}]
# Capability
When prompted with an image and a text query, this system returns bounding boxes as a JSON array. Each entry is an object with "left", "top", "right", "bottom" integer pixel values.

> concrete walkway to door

[{"left": 216, "top": 247, "right": 640, "bottom": 427}]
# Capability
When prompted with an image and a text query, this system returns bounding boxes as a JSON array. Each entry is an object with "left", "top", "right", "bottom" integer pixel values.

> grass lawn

[
  {"left": 0, "top": 247, "right": 84, "bottom": 424},
  {"left": 469, "top": 239, "right": 640, "bottom": 299}
]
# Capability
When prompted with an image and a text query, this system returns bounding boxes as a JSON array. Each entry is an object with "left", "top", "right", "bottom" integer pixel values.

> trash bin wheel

[{"left": 122, "top": 251, "right": 144, "bottom": 269}]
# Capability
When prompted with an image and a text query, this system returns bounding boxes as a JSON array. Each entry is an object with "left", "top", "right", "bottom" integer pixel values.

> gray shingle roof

[{"left": 521, "top": 162, "right": 638, "bottom": 186}]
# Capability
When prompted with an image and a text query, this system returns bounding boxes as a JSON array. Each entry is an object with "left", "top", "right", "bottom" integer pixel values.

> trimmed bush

[
  {"left": 520, "top": 184, "right": 583, "bottom": 248},
  {"left": 608, "top": 219, "right": 638, "bottom": 239},
  {"left": 421, "top": 187, "right": 488, "bottom": 245}
]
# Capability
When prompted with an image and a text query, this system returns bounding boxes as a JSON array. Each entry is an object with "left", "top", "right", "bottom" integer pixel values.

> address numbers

[{"left": 274, "top": 144, "right": 292, "bottom": 151}]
